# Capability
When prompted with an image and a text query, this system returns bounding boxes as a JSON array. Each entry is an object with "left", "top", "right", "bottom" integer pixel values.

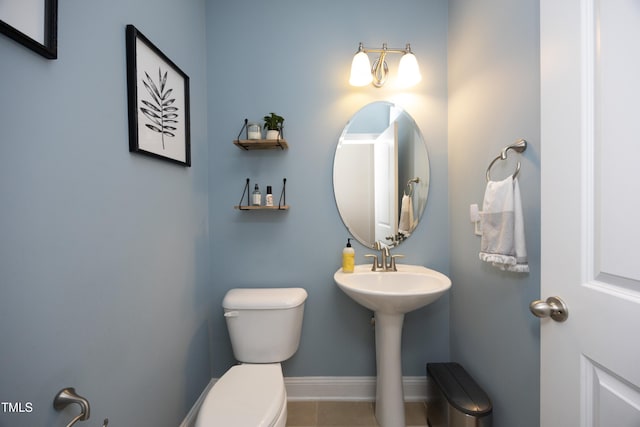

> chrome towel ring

[
  {"left": 485, "top": 138, "right": 527, "bottom": 182},
  {"left": 404, "top": 177, "right": 420, "bottom": 197}
]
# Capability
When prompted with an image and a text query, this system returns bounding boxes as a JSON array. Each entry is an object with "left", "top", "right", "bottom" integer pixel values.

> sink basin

[
  {"left": 334, "top": 263, "right": 451, "bottom": 427},
  {"left": 334, "top": 264, "right": 451, "bottom": 314}
]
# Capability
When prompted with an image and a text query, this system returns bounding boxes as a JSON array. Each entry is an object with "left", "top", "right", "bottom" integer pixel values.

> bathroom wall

[
  {"left": 448, "top": 0, "right": 541, "bottom": 426},
  {"left": 0, "top": 1, "right": 211, "bottom": 425},
  {"left": 206, "top": 0, "right": 450, "bottom": 378}
]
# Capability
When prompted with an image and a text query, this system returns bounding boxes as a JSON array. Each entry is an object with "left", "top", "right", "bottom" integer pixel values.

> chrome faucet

[{"left": 365, "top": 241, "right": 404, "bottom": 271}]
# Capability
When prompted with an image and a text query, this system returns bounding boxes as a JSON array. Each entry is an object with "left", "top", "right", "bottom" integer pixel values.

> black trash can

[{"left": 426, "top": 362, "right": 493, "bottom": 427}]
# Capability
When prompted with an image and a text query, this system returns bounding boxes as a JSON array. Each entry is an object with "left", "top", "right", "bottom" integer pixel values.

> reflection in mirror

[{"left": 333, "top": 101, "right": 430, "bottom": 248}]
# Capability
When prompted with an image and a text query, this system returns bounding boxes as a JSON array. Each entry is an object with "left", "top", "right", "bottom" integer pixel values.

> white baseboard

[
  {"left": 181, "top": 376, "right": 430, "bottom": 426},
  {"left": 285, "top": 376, "right": 429, "bottom": 402}
]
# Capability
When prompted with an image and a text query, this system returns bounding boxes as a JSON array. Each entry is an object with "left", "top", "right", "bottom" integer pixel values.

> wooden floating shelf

[
  {"left": 233, "top": 139, "right": 288, "bottom": 150},
  {"left": 234, "top": 205, "right": 290, "bottom": 211}
]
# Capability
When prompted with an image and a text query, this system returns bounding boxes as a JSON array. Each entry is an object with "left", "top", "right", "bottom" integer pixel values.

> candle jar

[{"left": 247, "top": 123, "right": 262, "bottom": 140}]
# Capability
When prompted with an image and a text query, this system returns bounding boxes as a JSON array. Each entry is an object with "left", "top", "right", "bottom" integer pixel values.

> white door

[
  {"left": 540, "top": 0, "right": 640, "bottom": 426},
  {"left": 374, "top": 122, "right": 398, "bottom": 244}
]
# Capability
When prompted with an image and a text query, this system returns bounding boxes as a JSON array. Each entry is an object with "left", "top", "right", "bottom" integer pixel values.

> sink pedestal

[
  {"left": 333, "top": 265, "right": 452, "bottom": 427},
  {"left": 374, "top": 312, "right": 406, "bottom": 427}
]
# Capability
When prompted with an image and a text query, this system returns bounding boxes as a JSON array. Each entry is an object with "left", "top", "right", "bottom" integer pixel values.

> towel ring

[
  {"left": 404, "top": 177, "right": 420, "bottom": 197},
  {"left": 485, "top": 138, "right": 527, "bottom": 182}
]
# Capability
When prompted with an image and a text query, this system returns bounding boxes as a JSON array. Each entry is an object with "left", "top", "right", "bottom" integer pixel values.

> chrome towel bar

[{"left": 53, "top": 387, "right": 109, "bottom": 427}]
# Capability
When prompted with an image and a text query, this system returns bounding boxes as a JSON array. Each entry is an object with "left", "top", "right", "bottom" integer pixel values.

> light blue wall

[
  {"left": 206, "top": 0, "right": 450, "bottom": 377},
  {"left": 448, "top": 0, "right": 541, "bottom": 426},
  {"left": 0, "top": 0, "right": 210, "bottom": 425}
]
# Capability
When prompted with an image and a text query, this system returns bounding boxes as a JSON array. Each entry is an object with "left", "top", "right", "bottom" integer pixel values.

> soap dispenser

[{"left": 342, "top": 238, "right": 355, "bottom": 273}]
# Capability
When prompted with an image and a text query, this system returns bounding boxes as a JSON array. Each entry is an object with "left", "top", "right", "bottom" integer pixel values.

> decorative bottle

[
  {"left": 265, "top": 186, "right": 274, "bottom": 207},
  {"left": 252, "top": 184, "right": 261, "bottom": 206}
]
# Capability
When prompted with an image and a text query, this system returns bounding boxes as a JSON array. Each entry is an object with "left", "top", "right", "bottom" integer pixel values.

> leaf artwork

[{"left": 139, "top": 68, "right": 179, "bottom": 149}]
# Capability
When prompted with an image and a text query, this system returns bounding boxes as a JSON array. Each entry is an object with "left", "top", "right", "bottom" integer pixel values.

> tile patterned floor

[{"left": 286, "top": 401, "right": 428, "bottom": 427}]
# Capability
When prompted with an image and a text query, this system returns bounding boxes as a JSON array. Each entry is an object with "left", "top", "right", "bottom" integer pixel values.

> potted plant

[{"left": 263, "top": 112, "right": 284, "bottom": 140}]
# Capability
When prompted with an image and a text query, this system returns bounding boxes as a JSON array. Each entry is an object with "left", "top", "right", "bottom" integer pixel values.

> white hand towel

[
  {"left": 479, "top": 176, "right": 529, "bottom": 273},
  {"left": 398, "top": 194, "right": 414, "bottom": 235}
]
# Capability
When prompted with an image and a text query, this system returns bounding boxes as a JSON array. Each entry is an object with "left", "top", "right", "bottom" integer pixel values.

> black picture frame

[
  {"left": 126, "top": 24, "right": 191, "bottom": 167},
  {"left": 0, "top": 0, "right": 58, "bottom": 59}
]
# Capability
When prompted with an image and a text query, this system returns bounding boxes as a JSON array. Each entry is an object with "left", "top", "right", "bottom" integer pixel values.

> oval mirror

[{"left": 333, "top": 101, "right": 430, "bottom": 248}]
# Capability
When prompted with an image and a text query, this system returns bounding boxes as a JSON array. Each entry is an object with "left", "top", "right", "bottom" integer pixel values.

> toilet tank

[{"left": 223, "top": 288, "right": 308, "bottom": 363}]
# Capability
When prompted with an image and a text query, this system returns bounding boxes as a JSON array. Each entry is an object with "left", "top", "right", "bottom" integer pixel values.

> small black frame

[
  {"left": 126, "top": 24, "right": 191, "bottom": 166},
  {"left": 0, "top": 0, "right": 58, "bottom": 59}
]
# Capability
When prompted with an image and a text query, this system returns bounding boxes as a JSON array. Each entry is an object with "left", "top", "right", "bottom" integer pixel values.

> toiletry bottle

[
  {"left": 265, "top": 186, "right": 274, "bottom": 207},
  {"left": 342, "top": 238, "right": 355, "bottom": 273},
  {"left": 252, "top": 184, "right": 261, "bottom": 206}
]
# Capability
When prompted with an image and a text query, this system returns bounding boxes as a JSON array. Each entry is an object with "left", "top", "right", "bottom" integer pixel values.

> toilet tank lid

[{"left": 223, "top": 288, "right": 308, "bottom": 310}]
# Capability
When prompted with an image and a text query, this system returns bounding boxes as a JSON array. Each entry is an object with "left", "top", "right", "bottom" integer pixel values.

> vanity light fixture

[{"left": 349, "top": 42, "right": 422, "bottom": 88}]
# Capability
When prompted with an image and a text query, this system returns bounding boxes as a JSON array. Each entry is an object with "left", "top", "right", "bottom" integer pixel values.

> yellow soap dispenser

[{"left": 342, "top": 238, "right": 355, "bottom": 273}]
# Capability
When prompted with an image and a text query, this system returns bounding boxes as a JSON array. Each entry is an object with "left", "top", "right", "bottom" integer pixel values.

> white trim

[
  {"left": 285, "top": 376, "right": 376, "bottom": 401},
  {"left": 285, "top": 376, "right": 430, "bottom": 402},
  {"left": 180, "top": 376, "right": 431, "bottom": 426}
]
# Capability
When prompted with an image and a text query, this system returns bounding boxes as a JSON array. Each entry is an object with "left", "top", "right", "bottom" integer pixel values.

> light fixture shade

[
  {"left": 349, "top": 51, "right": 373, "bottom": 86},
  {"left": 397, "top": 52, "right": 422, "bottom": 87}
]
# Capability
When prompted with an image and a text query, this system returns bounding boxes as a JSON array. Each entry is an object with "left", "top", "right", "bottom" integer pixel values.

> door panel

[
  {"left": 583, "top": 357, "right": 640, "bottom": 427},
  {"left": 597, "top": 0, "right": 640, "bottom": 281}
]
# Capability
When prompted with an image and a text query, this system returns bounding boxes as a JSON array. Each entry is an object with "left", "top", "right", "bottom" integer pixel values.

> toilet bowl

[
  {"left": 196, "top": 364, "right": 287, "bottom": 427},
  {"left": 195, "top": 288, "right": 307, "bottom": 427}
]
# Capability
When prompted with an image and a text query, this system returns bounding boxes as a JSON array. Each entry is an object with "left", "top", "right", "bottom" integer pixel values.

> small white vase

[{"left": 266, "top": 129, "right": 280, "bottom": 140}]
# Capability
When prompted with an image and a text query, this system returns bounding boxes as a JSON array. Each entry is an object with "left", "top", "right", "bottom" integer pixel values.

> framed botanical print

[{"left": 126, "top": 24, "right": 191, "bottom": 166}]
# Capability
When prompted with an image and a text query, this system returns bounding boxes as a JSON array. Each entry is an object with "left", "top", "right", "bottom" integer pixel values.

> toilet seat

[{"left": 195, "top": 363, "right": 286, "bottom": 427}]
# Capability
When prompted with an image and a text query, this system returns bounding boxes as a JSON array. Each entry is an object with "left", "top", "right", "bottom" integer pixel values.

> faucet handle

[
  {"left": 390, "top": 254, "right": 405, "bottom": 271},
  {"left": 364, "top": 254, "right": 379, "bottom": 271}
]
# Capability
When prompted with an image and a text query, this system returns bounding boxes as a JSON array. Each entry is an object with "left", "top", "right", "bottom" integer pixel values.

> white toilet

[{"left": 195, "top": 287, "right": 308, "bottom": 427}]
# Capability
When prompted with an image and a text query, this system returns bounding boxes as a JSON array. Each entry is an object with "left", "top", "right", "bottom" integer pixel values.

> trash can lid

[{"left": 427, "top": 362, "right": 493, "bottom": 416}]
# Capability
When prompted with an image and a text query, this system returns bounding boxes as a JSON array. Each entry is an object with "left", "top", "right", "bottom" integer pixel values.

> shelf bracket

[
  {"left": 237, "top": 178, "right": 250, "bottom": 210},
  {"left": 236, "top": 119, "right": 249, "bottom": 148},
  {"left": 278, "top": 178, "right": 287, "bottom": 209}
]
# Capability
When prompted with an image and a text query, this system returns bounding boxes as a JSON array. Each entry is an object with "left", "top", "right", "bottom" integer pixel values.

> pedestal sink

[{"left": 334, "top": 264, "right": 451, "bottom": 427}]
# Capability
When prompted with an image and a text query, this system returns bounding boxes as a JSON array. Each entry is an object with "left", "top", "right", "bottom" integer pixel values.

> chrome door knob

[{"left": 529, "top": 296, "right": 569, "bottom": 322}]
